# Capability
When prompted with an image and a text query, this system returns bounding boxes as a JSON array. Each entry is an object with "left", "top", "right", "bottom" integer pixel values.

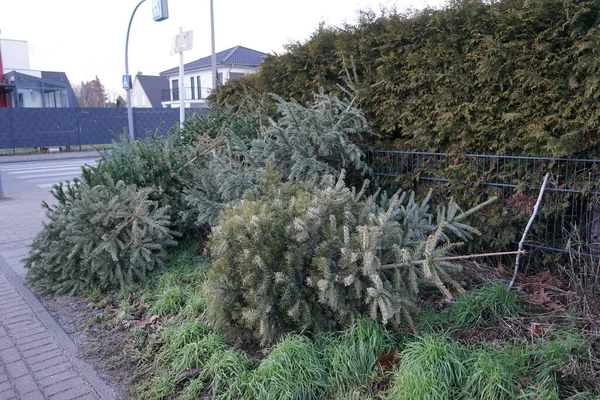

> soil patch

[{"left": 41, "top": 295, "right": 137, "bottom": 400}]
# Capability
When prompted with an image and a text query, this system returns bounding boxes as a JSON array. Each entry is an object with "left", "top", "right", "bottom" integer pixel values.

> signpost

[{"left": 171, "top": 29, "right": 193, "bottom": 128}]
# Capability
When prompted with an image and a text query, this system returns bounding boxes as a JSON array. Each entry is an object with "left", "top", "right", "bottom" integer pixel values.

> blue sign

[
  {"left": 152, "top": 0, "right": 169, "bottom": 22},
  {"left": 122, "top": 75, "right": 131, "bottom": 90}
]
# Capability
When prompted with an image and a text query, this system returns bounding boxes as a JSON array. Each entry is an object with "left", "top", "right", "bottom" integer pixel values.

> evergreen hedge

[{"left": 211, "top": 0, "right": 600, "bottom": 157}]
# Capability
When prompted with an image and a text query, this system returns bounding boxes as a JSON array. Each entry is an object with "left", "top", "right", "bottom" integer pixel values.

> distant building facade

[
  {"left": 131, "top": 74, "right": 169, "bottom": 108},
  {"left": 159, "top": 45, "right": 267, "bottom": 108},
  {"left": 0, "top": 38, "right": 78, "bottom": 108}
]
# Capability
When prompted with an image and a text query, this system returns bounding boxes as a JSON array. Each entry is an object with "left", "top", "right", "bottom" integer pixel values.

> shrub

[
  {"left": 24, "top": 177, "right": 178, "bottom": 295},
  {"left": 205, "top": 170, "right": 493, "bottom": 344},
  {"left": 183, "top": 92, "right": 373, "bottom": 227},
  {"left": 82, "top": 130, "right": 198, "bottom": 234}
]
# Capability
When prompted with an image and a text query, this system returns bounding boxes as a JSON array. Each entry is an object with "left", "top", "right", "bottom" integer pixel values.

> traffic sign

[
  {"left": 152, "top": 0, "right": 169, "bottom": 22},
  {"left": 122, "top": 75, "right": 131, "bottom": 90}
]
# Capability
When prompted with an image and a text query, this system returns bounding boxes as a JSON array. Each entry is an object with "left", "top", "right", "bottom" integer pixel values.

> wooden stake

[
  {"left": 508, "top": 172, "right": 551, "bottom": 290},
  {"left": 379, "top": 250, "right": 525, "bottom": 270}
]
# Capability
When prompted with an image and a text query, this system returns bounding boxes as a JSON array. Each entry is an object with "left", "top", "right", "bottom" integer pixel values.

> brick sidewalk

[
  {"left": 0, "top": 181, "right": 114, "bottom": 398},
  {"left": 0, "top": 271, "right": 99, "bottom": 400}
]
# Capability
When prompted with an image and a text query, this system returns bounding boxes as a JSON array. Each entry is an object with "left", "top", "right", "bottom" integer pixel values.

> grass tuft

[
  {"left": 389, "top": 333, "right": 467, "bottom": 399},
  {"left": 240, "top": 334, "right": 330, "bottom": 399}
]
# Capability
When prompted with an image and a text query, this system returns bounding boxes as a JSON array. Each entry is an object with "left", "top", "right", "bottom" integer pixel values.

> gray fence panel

[
  {"left": 10, "top": 108, "right": 78, "bottom": 149},
  {"left": 133, "top": 108, "right": 205, "bottom": 139},
  {"left": 0, "top": 107, "right": 210, "bottom": 150},
  {"left": 78, "top": 108, "right": 128, "bottom": 145},
  {"left": 0, "top": 109, "right": 12, "bottom": 150}
]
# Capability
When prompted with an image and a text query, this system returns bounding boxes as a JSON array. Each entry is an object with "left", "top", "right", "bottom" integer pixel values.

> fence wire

[{"left": 366, "top": 150, "right": 600, "bottom": 259}]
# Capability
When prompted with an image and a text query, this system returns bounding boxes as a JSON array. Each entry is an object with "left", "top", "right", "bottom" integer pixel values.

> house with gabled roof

[
  {"left": 159, "top": 45, "right": 267, "bottom": 108},
  {"left": 131, "top": 74, "right": 169, "bottom": 108}
]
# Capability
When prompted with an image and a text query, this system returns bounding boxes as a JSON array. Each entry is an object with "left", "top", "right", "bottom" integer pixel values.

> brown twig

[
  {"left": 379, "top": 250, "right": 526, "bottom": 270},
  {"left": 508, "top": 172, "right": 551, "bottom": 290}
]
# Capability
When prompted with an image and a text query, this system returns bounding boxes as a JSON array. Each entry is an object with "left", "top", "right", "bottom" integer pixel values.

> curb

[
  {"left": 0, "top": 255, "right": 115, "bottom": 400},
  {"left": 0, "top": 151, "right": 103, "bottom": 164}
]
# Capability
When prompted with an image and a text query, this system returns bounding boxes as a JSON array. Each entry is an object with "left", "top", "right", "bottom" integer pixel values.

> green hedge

[{"left": 211, "top": 0, "right": 600, "bottom": 157}]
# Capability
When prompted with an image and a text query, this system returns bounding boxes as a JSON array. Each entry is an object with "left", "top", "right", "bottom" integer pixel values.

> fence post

[
  {"left": 0, "top": 171, "right": 4, "bottom": 200},
  {"left": 75, "top": 107, "right": 82, "bottom": 151},
  {"left": 8, "top": 107, "right": 15, "bottom": 155}
]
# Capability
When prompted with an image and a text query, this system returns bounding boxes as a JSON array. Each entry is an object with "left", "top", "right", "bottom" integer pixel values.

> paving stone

[
  {"left": 22, "top": 342, "right": 60, "bottom": 358},
  {"left": 30, "top": 355, "right": 69, "bottom": 373},
  {"left": 0, "top": 372, "right": 9, "bottom": 383},
  {"left": 0, "top": 387, "right": 17, "bottom": 400},
  {"left": 0, "top": 380, "right": 13, "bottom": 392},
  {"left": 38, "top": 368, "right": 78, "bottom": 388},
  {"left": 13, "top": 374, "right": 37, "bottom": 395},
  {"left": 20, "top": 388, "right": 45, "bottom": 400},
  {"left": 34, "top": 361, "right": 71, "bottom": 380},
  {"left": 45, "top": 376, "right": 88, "bottom": 396},
  {"left": 24, "top": 348, "right": 63, "bottom": 365},
  {"left": 19, "top": 336, "right": 55, "bottom": 351},
  {"left": 6, "top": 320, "right": 41, "bottom": 335},
  {"left": 48, "top": 386, "right": 94, "bottom": 400},
  {"left": 5, "top": 360, "right": 29, "bottom": 379},
  {"left": 0, "top": 347, "right": 21, "bottom": 364},
  {"left": 0, "top": 336, "right": 14, "bottom": 351},
  {"left": 15, "top": 331, "right": 51, "bottom": 346}
]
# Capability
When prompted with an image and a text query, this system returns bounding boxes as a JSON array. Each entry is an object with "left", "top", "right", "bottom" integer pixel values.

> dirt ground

[{"left": 41, "top": 295, "right": 137, "bottom": 400}]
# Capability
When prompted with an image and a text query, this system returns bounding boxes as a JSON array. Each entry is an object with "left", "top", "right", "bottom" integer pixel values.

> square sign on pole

[
  {"left": 122, "top": 74, "right": 132, "bottom": 90},
  {"left": 152, "top": 0, "right": 169, "bottom": 22},
  {"left": 170, "top": 30, "right": 193, "bottom": 55}
]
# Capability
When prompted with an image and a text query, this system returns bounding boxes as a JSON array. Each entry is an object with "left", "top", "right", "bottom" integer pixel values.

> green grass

[
  {"left": 389, "top": 333, "right": 468, "bottom": 399},
  {"left": 238, "top": 334, "right": 330, "bottom": 400},
  {"left": 323, "top": 318, "right": 398, "bottom": 392},
  {"left": 171, "top": 333, "right": 226, "bottom": 373},
  {"left": 87, "top": 243, "right": 596, "bottom": 400},
  {"left": 446, "top": 282, "right": 519, "bottom": 330},
  {"left": 200, "top": 349, "right": 254, "bottom": 398},
  {"left": 462, "top": 345, "right": 526, "bottom": 400}
]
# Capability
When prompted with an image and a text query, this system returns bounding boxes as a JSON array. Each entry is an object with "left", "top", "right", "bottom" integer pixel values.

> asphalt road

[{"left": 0, "top": 158, "right": 98, "bottom": 197}]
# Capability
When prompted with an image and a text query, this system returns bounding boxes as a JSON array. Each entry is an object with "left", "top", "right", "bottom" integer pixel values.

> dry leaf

[{"left": 375, "top": 349, "right": 400, "bottom": 371}]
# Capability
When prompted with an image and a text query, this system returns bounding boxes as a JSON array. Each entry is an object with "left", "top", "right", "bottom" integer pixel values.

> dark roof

[
  {"left": 135, "top": 75, "right": 169, "bottom": 107},
  {"left": 41, "top": 71, "right": 79, "bottom": 107},
  {"left": 160, "top": 45, "right": 267, "bottom": 76}
]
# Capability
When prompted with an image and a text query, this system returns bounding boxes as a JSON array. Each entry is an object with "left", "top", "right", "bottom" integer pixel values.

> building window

[
  {"left": 197, "top": 77, "right": 202, "bottom": 99},
  {"left": 172, "top": 79, "right": 179, "bottom": 101},
  {"left": 217, "top": 73, "right": 223, "bottom": 85},
  {"left": 190, "top": 77, "right": 195, "bottom": 100},
  {"left": 229, "top": 72, "right": 245, "bottom": 81}
]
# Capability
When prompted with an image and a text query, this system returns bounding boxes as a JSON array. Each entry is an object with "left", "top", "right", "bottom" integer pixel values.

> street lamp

[{"left": 124, "top": 0, "right": 169, "bottom": 140}]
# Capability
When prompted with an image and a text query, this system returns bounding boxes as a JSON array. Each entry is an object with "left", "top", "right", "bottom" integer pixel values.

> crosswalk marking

[{"left": 0, "top": 158, "right": 98, "bottom": 189}]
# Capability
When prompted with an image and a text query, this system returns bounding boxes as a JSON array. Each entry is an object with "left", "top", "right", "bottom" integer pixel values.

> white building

[
  {"left": 0, "top": 38, "right": 78, "bottom": 108},
  {"left": 159, "top": 45, "right": 267, "bottom": 108}
]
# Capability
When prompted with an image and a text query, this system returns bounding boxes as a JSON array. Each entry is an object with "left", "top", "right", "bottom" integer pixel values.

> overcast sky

[{"left": 0, "top": 0, "right": 444, "bottom": 96}]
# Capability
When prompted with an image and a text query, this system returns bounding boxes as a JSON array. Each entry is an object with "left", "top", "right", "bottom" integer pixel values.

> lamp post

[
  {"left": 125, "top": 0, "right": 147, "bottom": 141},
  {"left": 124, "top": 0, "right": 169, "bottom": 140}
]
